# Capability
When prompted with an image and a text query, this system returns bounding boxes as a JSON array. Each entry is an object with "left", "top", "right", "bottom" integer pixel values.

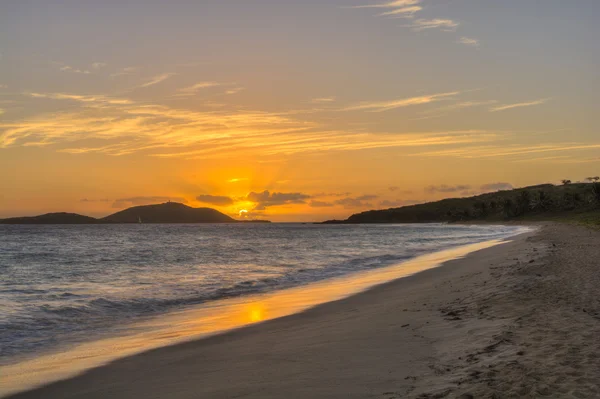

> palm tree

[{"left": 561, "top": 179, "right": 572, "bottom": 185}]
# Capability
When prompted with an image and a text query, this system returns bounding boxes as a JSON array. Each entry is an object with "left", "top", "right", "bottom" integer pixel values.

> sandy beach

[{"left": 7, "top": 223, "right": 600, "bottom": 398}]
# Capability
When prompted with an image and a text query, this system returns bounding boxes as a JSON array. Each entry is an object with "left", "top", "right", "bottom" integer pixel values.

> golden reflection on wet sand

[{"left": 1, "top": 239, "right": 509, "bottom": 397}]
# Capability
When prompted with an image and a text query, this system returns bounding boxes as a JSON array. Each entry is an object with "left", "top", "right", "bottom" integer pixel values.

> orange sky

[{"left": 0, "top": 1, "right": 598, "bottom": 221}]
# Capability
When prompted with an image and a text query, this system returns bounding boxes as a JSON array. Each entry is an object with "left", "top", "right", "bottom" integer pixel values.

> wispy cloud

[
  {"left": 350, "top": 0, "right": 421, "bottom": 9},
  {"left": 490, "top": 98, "right": 550, "bottom": 112},
  {"left": 1, "top": 92, "right": 496, "bottom": 158},
  {"left": 110, "top": 67, "right": 137, "bottom": 78},
  {"left": 311, "top": 97, "right": 336, "bottom": 103},
  {"left": 457, "top": 37, "right": 480, "bottom": 47},
  {"left": 140, "top": 73, "right": 175, "bottom": 88},
  {"left": 381, "top": 6, "right": 422, "bottom": 17},
  {"left": 413, "top": 143, "right": 600, "bottom": 161},
  {"left": 406, "top": 18, "right": 459, "bottom": 32},
  {"left": 417, "top": 100, "right": 497, "bottom": 118},
  {"left": 175, "top": 81, "right": 221, "bottom": 97},
  {"left": 27, "top": 92, "right": 133, "bottom": 105},
  {"left": 350, "top": 0, "right": 422, "bottom": 17},
  {"left": 59, "top": 65, "right": 91, "bottom": 74},
  {"left": 343, "top": 91, "right": 459, "bottom": 112},
  {"left": 92, "top": 62, "right": 107, "bottom": 69},
  {"left": 225, "top": 87, "right": 245, "bottom": 95}
]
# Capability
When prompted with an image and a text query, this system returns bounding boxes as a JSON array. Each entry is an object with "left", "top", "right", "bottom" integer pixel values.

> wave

[{"left": 0, "top": 224, "right": 525, "bottom": 363}]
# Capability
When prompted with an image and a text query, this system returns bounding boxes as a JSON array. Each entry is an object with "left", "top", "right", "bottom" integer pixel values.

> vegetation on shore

[{"left": 324, "top": 180, "right": 600, "bottom": 226}]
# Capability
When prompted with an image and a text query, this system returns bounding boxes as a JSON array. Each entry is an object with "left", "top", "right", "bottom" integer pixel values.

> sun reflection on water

[{"left": 247, "top": 303, "right": 266, "bottom": 322}]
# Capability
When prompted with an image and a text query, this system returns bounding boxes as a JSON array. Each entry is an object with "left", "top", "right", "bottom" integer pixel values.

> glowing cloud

[
  {"left": 343, "top": 91, "right": 459, "bottom": 112},
  {"left": 59, "top": 65, "right": 91, "bottom": 74},
  {"left": 1, "top": 91, "right": 496, "bottom": 157},
  {"left": 140, "top": 73, "right": 175, "bottom": 88},
  {"left": 225, "top": 87, "right": 245, "bottom": 95},
  {"left": 490, "top": 98, "right": 550, "bottom": 112},
  {"left": 407, "top": 18, "right": 459, "bottom": 31},
  {"left": 458, "top": 37, "right": 480, "bottom": 47},
  {"left": 176, "top": 82, "right": 221, "bottom": 96},
  {"left": 311, "top": 97, "right": 336, "bottom": 103}
]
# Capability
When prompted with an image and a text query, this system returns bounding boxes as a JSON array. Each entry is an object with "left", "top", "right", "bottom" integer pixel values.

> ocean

[{"left": 0, "top": 223, "right": 526, "bottom": 370}]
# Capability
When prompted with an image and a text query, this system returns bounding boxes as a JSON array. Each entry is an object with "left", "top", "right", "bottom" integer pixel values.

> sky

[{"left": 0, "top": 0, "right": 598, "bottom": 221}]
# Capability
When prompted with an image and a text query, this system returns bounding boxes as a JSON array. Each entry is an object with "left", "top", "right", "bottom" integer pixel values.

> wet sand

[{"left": 7, "top": 223, "right": 600, "bottom": 398}]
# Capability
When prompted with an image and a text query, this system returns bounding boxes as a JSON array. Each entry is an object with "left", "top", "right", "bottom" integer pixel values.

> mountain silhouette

[
  {"left": 0, "top": 212, "right": 98, "bottom": 224},
  {"left": 101, "top": 202, "right": 235, "bottom": 223},
  {"left": 0, "top": 202, "right": 243, "bottom": 224}
]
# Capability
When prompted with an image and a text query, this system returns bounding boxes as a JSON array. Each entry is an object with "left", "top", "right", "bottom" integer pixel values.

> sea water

[{"left": 0, "top": 223, "right": 526, "bottom": 371}]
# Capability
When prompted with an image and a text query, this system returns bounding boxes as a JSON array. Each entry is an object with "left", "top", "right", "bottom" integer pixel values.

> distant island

[
  {"left": 323, "top": 182, "right": 600, "bottom": 226},
  {"left": 0, "top": 202, "right": 271, "bottom": 224}
]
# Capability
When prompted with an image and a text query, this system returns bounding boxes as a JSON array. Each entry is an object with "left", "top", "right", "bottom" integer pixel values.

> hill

[
  {"left": 0, "top": 203, "right": 245, "bottom": 224},
  {"left": 323, "top": 182, "right": 600, "bottom": 225},
  {"left": 0, "top": 212, "right": 98, "bottom": 224},
  {"left": 100, "top": 202, "right": 236, "bottom": 223}
]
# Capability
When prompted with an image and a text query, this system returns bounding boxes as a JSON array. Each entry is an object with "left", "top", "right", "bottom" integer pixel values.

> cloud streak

[
  {"left": 176, "top": 82, "right": 221, "bottom": 97},
  {"left": 406, "top": 18, "right": 459, "bottom": 32},
  {"left": 350, "top": 0, "right": 422, "bottom": 17},
  {"left": 413, "top": 143, "right": 600, "bottom": 161},
  {"left": 140, "top": 73, "right": 175, "bottom": 88},
  {"left": 343, "top": 91, "right": 459, "bottom": 112},
  {"left": 490, "top": 98, "right": 550, "bottom": 112},
  {"left": 457, "top": 37, "right": 480, "bottom": 47},
  {"left": 311, "top": 97, "right": 336, "bottom": 103},
  {"left": 1, "top": 91, "right": 499, "bottom": 158},
  {"left": 59, "top": 65, "right": 91, "bottom": 74}
]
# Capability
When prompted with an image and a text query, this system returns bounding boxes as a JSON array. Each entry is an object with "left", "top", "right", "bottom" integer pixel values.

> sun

[{"left": 239, "top": 209, "right": 248, "bottom": 217}]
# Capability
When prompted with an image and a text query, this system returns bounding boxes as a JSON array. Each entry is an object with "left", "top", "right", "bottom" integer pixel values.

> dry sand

[{"left": 7, "top": 223, "right": 600, "bottom": 398}]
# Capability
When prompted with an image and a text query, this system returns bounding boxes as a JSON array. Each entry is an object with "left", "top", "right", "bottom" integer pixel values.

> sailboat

[{"left": 138, "top": 216, "right": 142, "bottom": 224}]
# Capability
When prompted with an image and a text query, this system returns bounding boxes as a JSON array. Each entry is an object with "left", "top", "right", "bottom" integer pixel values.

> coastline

[{"left": 6, "top": 223, "right": 600, "bottom": 398}]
